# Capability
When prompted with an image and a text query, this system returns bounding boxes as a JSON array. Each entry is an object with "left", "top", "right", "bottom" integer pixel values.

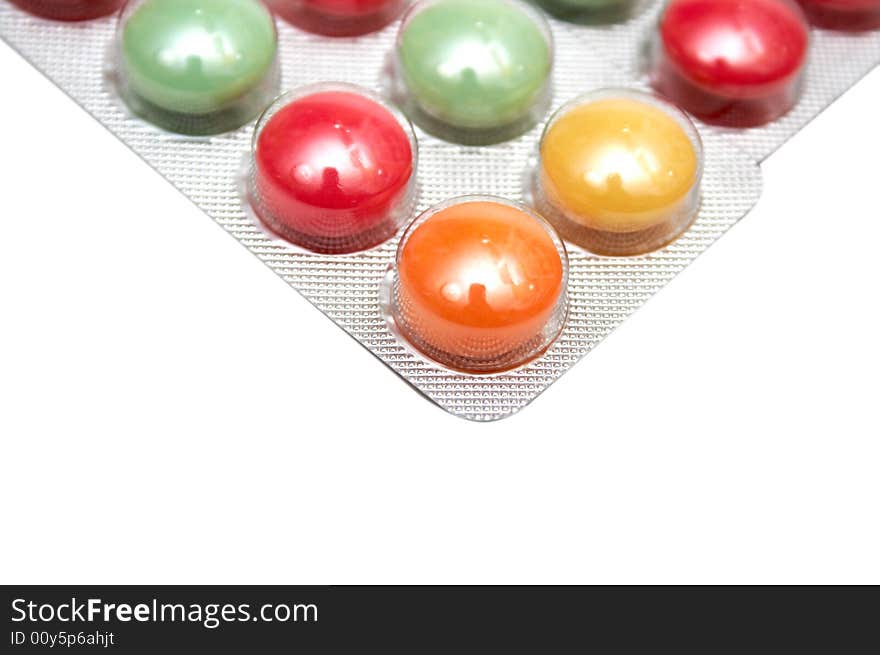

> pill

[
  {"left": 119, "top": 0, "right": 277, "bottom": 118},
  {"left": 252, "top": 85, "right": 416, "bottom": 254},
  {"left": 395, "top": 0, "right": 552, "bottom": 135},
  {"left": 391, "top": 199, "right": 567, "bottom": 373},
  {"left": 537, "top": 90, "right": 702, "bottom": 256},
  {"left": 533, "top": 0, "right": 638, "bottom": 22},
  {"left": 8, "top": 0, "right": 124, "bottom": 20},
  {"left": 651, "top": 0, "right": 810, "bottom": 127},
  {"left": 266, "top": 0, "right": 408, "bottom": 36},
  {"left": 797, "top": 0, "right": 880, "bottom": 30}
]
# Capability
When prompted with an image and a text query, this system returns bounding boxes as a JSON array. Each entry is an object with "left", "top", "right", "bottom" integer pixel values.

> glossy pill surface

[
  {"left": 539, "top": 0, "right": 630, "bottom": 6},
  {"left": 660, "top": 0, "right": 808, "bottom": 98},
  {"left": 254, "top": 89, "right": 415, "bottom": 253},
  {"left": 653, "top": 0, "right": 809, "bottom": 125},
  {"left": 120, "top": 0, "right": 277, "bottom": 115},
  {"left": 394, "top": 200, "right": 566, "bottom": 371},
  {"left": 302, "top": 0, "right": 404, "bottom": 14},
  {"left": 540, "top": 97, "right": 699, "bottom": 233},
  {"left": 9, "top": 0, "right": 125, "bottom": 20},
  {"left": 396, "top": 0, "right": 552, "bottom": 131},
  {"left": 534, "top": 0, "right": 636, "bottom": 19}
]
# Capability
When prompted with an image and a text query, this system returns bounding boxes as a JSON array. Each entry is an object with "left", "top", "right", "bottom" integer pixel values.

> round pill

[
  {"left": 396, "top": 0, "right": 552, "bottom": 134},
  {"left": 266, "top": 0, "right": 408, "bottom": 36},
  {"left": 119, "top": 0, "right": 277, "bottom": 117},
  {"left": 252, "top": 85, "right": 416, "bottom": 254},
  {"left": 537, "top": 90, "right": 702, "bottom": 256},
  {"left": 8, "top": 0, "right": 124, "bottom": 20},
  {"left": 797, "top": 0, "right": 880, "bottom": 30},
  {"left": 652, "top": 0, "right": 810, "bottom": 126},
  {"left": 391, "top": 199, "right": 567, "bottom": 373}
]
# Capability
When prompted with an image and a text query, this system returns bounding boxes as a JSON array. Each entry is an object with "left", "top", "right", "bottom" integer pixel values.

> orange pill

[{"left": 391, "top": 198, "right": 567, "bottom": 373}]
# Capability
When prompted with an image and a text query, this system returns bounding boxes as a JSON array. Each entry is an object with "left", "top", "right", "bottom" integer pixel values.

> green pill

[
  {"left": 120, "top": 0, "right": 277, "bottom": 116},
  {"left": 396, "top": 0, "right": 552, "bottom": 131}
]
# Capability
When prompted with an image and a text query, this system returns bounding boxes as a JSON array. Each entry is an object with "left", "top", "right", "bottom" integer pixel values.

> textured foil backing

[{"left": 8, "top": 0, "right": 873, "bottom": 420}]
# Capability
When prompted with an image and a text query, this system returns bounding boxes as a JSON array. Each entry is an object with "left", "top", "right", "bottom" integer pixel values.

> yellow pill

[{"left": 539, "top": 95, "right": 701, "bottom": 234}]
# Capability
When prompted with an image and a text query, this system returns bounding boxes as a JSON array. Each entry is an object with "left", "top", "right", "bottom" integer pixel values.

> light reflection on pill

[
  {"left": 392, "top": 199, "right": 567, "bottom": 373},
  {"left": 9, "top": 0, "right": 125, "bottom": 21},
  {"left": 652, "top": 0, "right": 810, "bottom": 126},
  {"left": 538, "top": 92, "right": 701, "bottom": 257},
  {"left": 797, "top": 0, "right": 880, "bottom": 30}
]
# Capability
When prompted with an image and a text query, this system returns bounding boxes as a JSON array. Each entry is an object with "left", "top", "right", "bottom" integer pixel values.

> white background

[{"left": 1, "top": 38, "right": 878, "bottom": 584}]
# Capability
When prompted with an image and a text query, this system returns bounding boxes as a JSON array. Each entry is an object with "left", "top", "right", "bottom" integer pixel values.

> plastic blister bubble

[
  {"left": 390, "top": 0, "right": 555, "bottom": 144},
  {"left": 531, "top": 88, "right": 704, "bottom": 257},
  {"left": 266, "top": 0, "right": 409, "bottom": 37}
]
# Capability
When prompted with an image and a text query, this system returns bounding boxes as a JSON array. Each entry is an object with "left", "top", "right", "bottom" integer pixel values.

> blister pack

[{"left": 1, "top": 0, "right": 877, "bottom": 421}]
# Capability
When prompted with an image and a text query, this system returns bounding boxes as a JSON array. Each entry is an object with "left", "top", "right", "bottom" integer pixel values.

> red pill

[
  {"left": 797, "top": 0, "right": 880, "bottom": 30},
  {"left": 651, "top": 0, "right": 810, "bottom": 127},
  {"left": 8, "top": 0, "right": 124, "bottom": 20},
  {"left": 252, "top": 85, "right": 416, "bottom": 254},
  {"left": 265, "top": 0, "right": 408, "bottom": 36}
]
